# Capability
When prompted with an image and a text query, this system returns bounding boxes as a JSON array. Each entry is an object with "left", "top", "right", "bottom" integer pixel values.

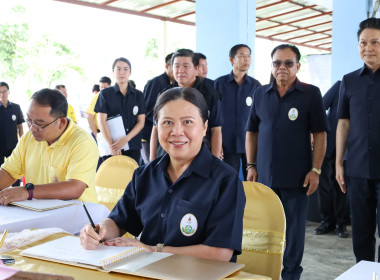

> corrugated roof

[{"left": 52, "top": 0, "right": 332, "bottom": 51}]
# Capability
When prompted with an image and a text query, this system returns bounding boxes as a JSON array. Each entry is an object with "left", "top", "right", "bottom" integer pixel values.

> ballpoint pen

[
  {"left": 0, "top": 229, "right": 7, "bottom": 249},
  {"left": 81, "top": 201, "right": 103, "bottom": 243}
]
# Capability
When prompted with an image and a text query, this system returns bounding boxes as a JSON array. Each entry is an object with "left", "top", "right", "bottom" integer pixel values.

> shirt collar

[
  {"left": 153, "top": 143, "right": 212, "bottom": 179},
  {"left": 112, "top": 83, "right": 136, "bottom": 95},
  {"left": 265, "top": 77, "right": 302, "bottom": 94},
  {"left": 358, "top": 63, "right": 380, "bottom": 76},
  {"left": 227, "top": 71, "right": 251, "bottom": 84},
  {"left": 0, "top": 101, "right": 12, "bottom": 108},
  {"left": 53, "top": 119, "right": 75, "bottom": 146}
]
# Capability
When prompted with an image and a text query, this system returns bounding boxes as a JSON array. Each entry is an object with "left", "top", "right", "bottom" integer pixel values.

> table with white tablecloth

[{"left": 0, "top": 200, "right": 110, "bottom": 234}]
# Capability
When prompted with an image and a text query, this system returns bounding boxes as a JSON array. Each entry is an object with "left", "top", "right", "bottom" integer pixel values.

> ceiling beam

[
  {"left": 256, "top": 34, "right": 331, "bottom": 52},
  {"left": 257, "top": 0, "right": 292, "bottom": 10},
  {"left": 52, "top": 0, "right": 195, "bottom": 26},
  {"left": 284, "top": 28, "right": 331, "bottom": 41},
  {"left": 173, "top": 11, "right": 195, "bottom": 19},
  {"left": 257, "top": 5, "right": 317, "bottom": 22},
  {"left": 257, "top": 11, "right": 332, "bottom": 32},
  {"left": 141, "top": 0, "right": 181, "bottom": 13},
  {"left": 267, "top": 20, "right": 332, "bottom": 37}
]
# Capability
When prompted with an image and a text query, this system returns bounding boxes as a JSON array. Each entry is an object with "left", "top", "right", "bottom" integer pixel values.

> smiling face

[
  {"left": 271, "top": 47, "right": 300, "bottom": 85},
  {"left": 113, "top": 61, "right": 131, "bottom": 85},
  {"left": 157, "top": 99, "right": 207, "bottom": 164},
  {"left": 173, "top": 56, "right": 197, "bottom": 87},
  {"left": 359, "top": 28, "right": 380, "bottom": 72}
]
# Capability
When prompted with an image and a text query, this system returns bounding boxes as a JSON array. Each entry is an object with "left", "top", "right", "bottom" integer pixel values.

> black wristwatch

[{"left": 25, "top": 183, "right": 35, "bottom": 200}]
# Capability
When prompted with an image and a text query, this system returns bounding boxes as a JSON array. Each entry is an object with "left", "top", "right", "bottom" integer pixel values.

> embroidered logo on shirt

[
  {"left": 288, "top": 108, "right": 298, "bottom": 121},
  {"left": 180, "top": 213, "right": 198, "bottom": 237},
  {"left": 133, "top": 106, "right": 138, "bottom": 115},
  {"left": 12, "top": 114, "right": 16, "bottom": 121},
  {"left": 246, "top": 97, "right": 253, "bottom": 107}
]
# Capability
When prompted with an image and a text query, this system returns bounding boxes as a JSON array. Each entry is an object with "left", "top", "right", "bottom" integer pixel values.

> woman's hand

[
  {"left": 104, "top": 237, "right": 156, "bottom": 252},
  {"left": 111, "top": 136, "right": 129, "bottom": 151},
  {"left": 80, "top": 224, "right": 106, "bottom": 250}
]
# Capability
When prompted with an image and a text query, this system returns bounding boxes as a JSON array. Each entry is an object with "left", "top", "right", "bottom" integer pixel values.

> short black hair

[
  {"left": 92, "top": 84, "right": 100, "bottom": 92},
  {"left": 112, "top": 57, "right": 132, "bottom": 72},
  {"left": 99, "top": 76, "right": 112, "bottom": 85},
  {"left": 165, "top": 53, "right": 174, "bottom": 64},
  {"left": 271, "top": 44, "right": 301, "bottom": 62},
  {"left": 171, "top": 49, "right": 199, "bottom": 67},
  {"left": 229, "top": 44, "right": 251, "bottom": 58},
  {"left": 55, "top": 84, "right": 65, "bottom": 90},
  {"left": 357, "top": 18, "right": 380, "bottom": 39},
  {"left": 196, "top": 53, "right": 207, "bottom": 60},
  {"left": 0, "top": 82, "right": 9, "bottom": 90},
  {"left": 153, "top": 87, "right": 208, "bottom": 124},
  {"left": 31, "top": 88, "right": 68, "bottom": 118}
]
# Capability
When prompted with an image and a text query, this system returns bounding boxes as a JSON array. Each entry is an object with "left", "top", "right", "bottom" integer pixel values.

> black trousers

[
  {"left": 223, "top": 153, "right": 247, "bottom": 180},
  {"left": 273, "top": 187, "right": 309, "bottom": 280},
  {"left": 318, "top": 156, "right": 350, "bottom": 226},
  {"left": 347, "top": 176, "right": 380, "bottom": 262}
]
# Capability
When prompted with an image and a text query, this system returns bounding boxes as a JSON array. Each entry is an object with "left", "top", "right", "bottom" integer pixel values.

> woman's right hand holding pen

[{"left": 80, "top": 223, "right": 106, "bottom": 250}]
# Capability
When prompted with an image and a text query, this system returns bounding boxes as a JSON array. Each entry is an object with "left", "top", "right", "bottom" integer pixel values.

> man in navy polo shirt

[
  {"left": 336, "top": 18, "right": 380, "bottom": 263},
  {"left": 150, "top": 49, "right": 222, "bottom": 160},
  {"left": 245, "top": 44, "right": 328, "bottom": 280},
  {"left": 215, "top": 44, "right": 261, "bottom": 179},
  {"left": 141, "top": 53, "right": 174, "bottom": 164},
  {"left": 0, "top": 82, "right": 24, "bottom": 169}
]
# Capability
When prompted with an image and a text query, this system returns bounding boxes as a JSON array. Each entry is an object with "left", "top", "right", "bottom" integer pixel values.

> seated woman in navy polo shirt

[{"left": 80, "top": 87, "right": 245, "bottom": 262}]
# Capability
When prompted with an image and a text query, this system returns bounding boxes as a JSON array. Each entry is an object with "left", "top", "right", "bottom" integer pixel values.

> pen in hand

[{"left": 81, "top": 200, "right": 103, "bottom": 244}]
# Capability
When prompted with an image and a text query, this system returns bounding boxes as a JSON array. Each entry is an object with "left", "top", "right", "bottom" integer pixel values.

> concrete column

[
  {"left": 331, "top": 0, "right": 368, "bottom": 83},
  {"left": 195, "top": 0, "right": 256, "bottom": 79}
]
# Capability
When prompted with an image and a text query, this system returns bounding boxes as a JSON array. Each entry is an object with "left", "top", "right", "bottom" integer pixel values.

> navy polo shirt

[
  {"left": 142, "top": 72, "right": 171, "bottom": 140},
  {"left": 323, "top": 80, "right": 341, "bottom": 158},
  {"left": 337, "top": 65, "right": 380, "bottom": 179},
  {"left": 215, "top": 71, "right": 261, "bottom": 154},
  {"left": 246, "top": 79, "right": 329, "bottom": 189},
  {"left": 0, "top": 102, "right": 24, "bottom": 155},
  {"left": 169, "top": 77, "right": 222, "bottom": 128},
  {"left": 109, "top": 143, "right": 245, "bottom": 261},
  {"left": 94, "top": 83, "right": 146, "bottom": 150}
]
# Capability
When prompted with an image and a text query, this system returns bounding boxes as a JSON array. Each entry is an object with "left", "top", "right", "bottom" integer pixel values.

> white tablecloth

[
  {"left": 335, "top": 261, "right": 380, "bottom": 279},
  {"left": 0, "top": 200, "right": 110, "bottom": 234}
]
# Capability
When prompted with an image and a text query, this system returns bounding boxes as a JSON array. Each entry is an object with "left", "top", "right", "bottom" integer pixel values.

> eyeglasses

[
  {"left": 0, "top": 90, "right": 9, "bottom": 95},
  {"left": 26, "top": 116, "right": 65, "bottom": 131},
  {"left": 272, "top": 60, "right": 297, "bottom": 68}
]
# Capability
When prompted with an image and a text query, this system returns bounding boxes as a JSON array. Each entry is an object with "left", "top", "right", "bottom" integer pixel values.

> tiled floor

[{"left": 301, "top": 221, "right": 356, "bottom": 280}]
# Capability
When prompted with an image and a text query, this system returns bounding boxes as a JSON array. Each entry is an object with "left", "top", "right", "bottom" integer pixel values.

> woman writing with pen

[{"left": 80, "top": 87, "right": 245, "bottom": 262}]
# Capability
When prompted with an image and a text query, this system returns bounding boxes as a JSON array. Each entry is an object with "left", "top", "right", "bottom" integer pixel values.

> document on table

[{"left": 10, "top": 199, "right": 77, "bottom": 211}]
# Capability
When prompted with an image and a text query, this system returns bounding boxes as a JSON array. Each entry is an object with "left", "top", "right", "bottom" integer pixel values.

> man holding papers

[
  {"left": 81, "top": 88, "right": 245, "bottom": 263},
  {"left": 0, "top": 88, "right": 99, "bottom": 205}
]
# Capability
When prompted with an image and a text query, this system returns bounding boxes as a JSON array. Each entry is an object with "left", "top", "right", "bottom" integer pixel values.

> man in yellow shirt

[
  {"left": 0, "top": 88, "right": 99, "bottom": 205},
  {"left": 86, "top": 76, "right": 112, "bottom": 140},
  {"left": 56, "top": 84, "right": 77, "bottom": 124}
]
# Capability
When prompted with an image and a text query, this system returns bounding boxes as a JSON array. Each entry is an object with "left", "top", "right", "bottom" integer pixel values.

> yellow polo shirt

[
  {"left": 2, "top": 120, "right": 99, "bottom": 203},
  {"left": 85, "top": 94, "right": 99, "bottom": 129},
  {"left": 67, "top": 104, "right": 77, "bottom": 123}
]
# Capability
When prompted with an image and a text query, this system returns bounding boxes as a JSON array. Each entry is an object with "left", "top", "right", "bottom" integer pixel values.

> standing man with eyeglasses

[
  {"left": 0, "top": 88, "right": 99, "bottom": 205},
  {"left": 245, "top": 44, "right": 328, "bottom": 280},
  {"left": 215, "top": 44, "right": 261, "bottom": 179},
  {"left": 0, "top": 82, "right": 24, "bottom": 170}
]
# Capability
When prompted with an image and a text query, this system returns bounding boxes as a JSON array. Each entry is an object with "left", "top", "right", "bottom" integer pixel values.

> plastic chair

[
  {"left": 95, "top": 155, "right": 138, "bottom": 211},
  {"left": 237, "top": 181, "right": 286, "bottom": 280}
]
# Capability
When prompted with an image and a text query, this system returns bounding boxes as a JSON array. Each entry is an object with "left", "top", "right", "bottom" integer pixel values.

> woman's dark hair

[
  {"left": 112, "top": 57, "right": 132, "bottom": 72},
  {"left": 31, "top": 88, "right": 68, "bottom": 118},
  {"left": 153, "top": 87, "right": 208, "bottom": 124}
]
